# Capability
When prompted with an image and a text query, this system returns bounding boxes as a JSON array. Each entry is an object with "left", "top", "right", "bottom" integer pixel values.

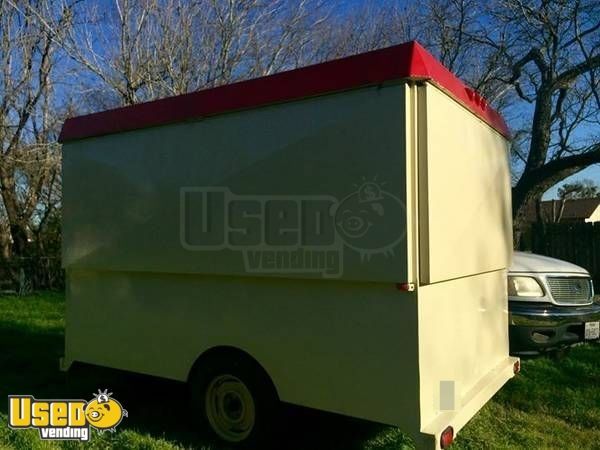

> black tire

[{"left": 189, "top": 352, "right": 279, "bottom": 448}]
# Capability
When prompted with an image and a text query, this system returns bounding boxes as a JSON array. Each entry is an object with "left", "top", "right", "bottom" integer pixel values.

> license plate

[{"left": 585, "top": 321, "right": 600, "bottom": 340}]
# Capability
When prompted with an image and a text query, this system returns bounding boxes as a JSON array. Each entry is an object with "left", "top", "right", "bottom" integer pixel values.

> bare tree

[
  {"left": 245, "top": 0, "right": 331, "bottom": 76},
  {"left": 315, "top": 1, "right": 417, "bottom": 61},
  {"left": 58, "top": 0, "right": 332, "bottom": 109},
  {"left": 480, "top": 0, "right": 600, "bottom": 242},
  {"left": 0, "top": 0, "right": 70, "bottom": 284},
  {"left": 59, "top": 0, "right": 173, "bottom": 107}
]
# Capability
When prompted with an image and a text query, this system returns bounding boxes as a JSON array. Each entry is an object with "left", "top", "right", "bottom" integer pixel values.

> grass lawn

[{"left": 0, "top": 292, "right": 598, "bottom": 449}]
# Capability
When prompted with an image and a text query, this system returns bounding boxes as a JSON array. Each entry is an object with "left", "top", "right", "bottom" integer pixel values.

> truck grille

[{"left": 546, "top": 277, "right": 592, "bottom": 305}]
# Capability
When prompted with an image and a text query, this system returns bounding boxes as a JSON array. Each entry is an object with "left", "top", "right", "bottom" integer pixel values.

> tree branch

[
  {"left": 553, "top": 54, "right": 600, "bottom": 89},
  {"left": 519, "top": 144, "right": 600, "bottom": 195}
]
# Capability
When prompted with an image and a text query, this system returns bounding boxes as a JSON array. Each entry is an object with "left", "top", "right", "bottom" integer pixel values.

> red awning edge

[{"left": 58, "top": 41, "right": 510, "bottom": 143}]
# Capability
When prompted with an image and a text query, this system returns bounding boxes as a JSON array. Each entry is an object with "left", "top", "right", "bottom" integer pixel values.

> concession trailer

[{"left": 59, "top": 41, "right": 518, "bottom": 449}]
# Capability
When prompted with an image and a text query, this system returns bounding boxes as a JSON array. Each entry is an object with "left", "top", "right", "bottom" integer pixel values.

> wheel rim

[{"left": 205, "top": 374, "right": 256, "bottom": 442}]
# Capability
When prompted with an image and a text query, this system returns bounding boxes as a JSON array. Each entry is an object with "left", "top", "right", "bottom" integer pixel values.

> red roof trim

[{"left": 58, "top": 41, "right": 509, "bottom": 142}]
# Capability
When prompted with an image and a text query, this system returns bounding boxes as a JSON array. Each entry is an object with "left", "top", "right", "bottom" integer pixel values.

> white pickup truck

[{"left": 509, "top": 252, "right": 600, "bottom": 355}]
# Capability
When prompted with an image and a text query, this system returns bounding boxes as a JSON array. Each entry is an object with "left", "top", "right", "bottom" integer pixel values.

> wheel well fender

[{"left": 186, "top": 345, "right": 279, "bottom": 399}]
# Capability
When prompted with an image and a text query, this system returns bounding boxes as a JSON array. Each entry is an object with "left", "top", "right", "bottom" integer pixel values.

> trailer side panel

[{"left": 62, "top": 86, "right": 409, "bottom": 283}]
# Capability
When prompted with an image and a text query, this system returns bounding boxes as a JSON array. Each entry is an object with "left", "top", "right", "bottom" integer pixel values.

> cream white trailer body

[{"left": 60, "top": 41, "right": 517, "bottom": 448}]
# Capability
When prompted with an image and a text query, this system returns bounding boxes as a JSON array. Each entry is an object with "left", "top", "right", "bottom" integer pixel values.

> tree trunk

[{"left": 9, "top": 224, "right": 29, "bottom": 257}]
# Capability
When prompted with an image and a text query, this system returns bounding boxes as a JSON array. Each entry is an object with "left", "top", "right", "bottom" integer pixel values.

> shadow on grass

[
  {"left": 495, "top": 343, "right": 600, "bottom": 429},
  {"left": 0, "top": 319, "right": 397, "bottom": 450}
]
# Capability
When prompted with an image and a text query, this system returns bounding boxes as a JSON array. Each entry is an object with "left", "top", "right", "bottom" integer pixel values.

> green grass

[{"left": 0, "top": 293, "right": 598, "bottom": 449}]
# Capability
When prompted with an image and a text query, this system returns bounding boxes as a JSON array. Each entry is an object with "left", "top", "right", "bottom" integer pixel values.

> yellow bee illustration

[{"left": 84, "top": 389, "right": 127, "bottom": 431}]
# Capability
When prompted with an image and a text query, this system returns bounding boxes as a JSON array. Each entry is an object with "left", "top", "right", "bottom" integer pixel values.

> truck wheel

[{"left": 189, "top": 353, "right": 279, "bottom": 447}]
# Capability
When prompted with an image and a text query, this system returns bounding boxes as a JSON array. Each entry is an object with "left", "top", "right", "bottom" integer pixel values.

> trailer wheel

[{"left": 189, "top": 351, "right": 278, "bottom": 447}]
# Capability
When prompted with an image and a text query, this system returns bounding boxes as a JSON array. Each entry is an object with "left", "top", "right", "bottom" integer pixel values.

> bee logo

[
  {"left": 335, "top": 179, "right": 406, "bottom": 261},
  {"left": 85, "top": 389, "right": 128, "bottom": 432}
]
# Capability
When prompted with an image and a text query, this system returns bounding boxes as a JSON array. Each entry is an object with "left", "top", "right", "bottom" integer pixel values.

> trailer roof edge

[{"left": 58, "top": 41, "right": 510, "bottom": 143}]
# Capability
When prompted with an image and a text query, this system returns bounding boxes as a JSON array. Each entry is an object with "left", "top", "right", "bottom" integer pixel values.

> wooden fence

[{"left": 529, "top": 222, "right": 600, "bottom": 288}]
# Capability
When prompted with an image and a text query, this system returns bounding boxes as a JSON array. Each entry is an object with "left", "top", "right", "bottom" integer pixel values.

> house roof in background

[
  {"left": 58, "top": 40, "right": 509, "bottom": 143},
  {"left": 525, "top": 197, "right": 600, "bottom": 222}
]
